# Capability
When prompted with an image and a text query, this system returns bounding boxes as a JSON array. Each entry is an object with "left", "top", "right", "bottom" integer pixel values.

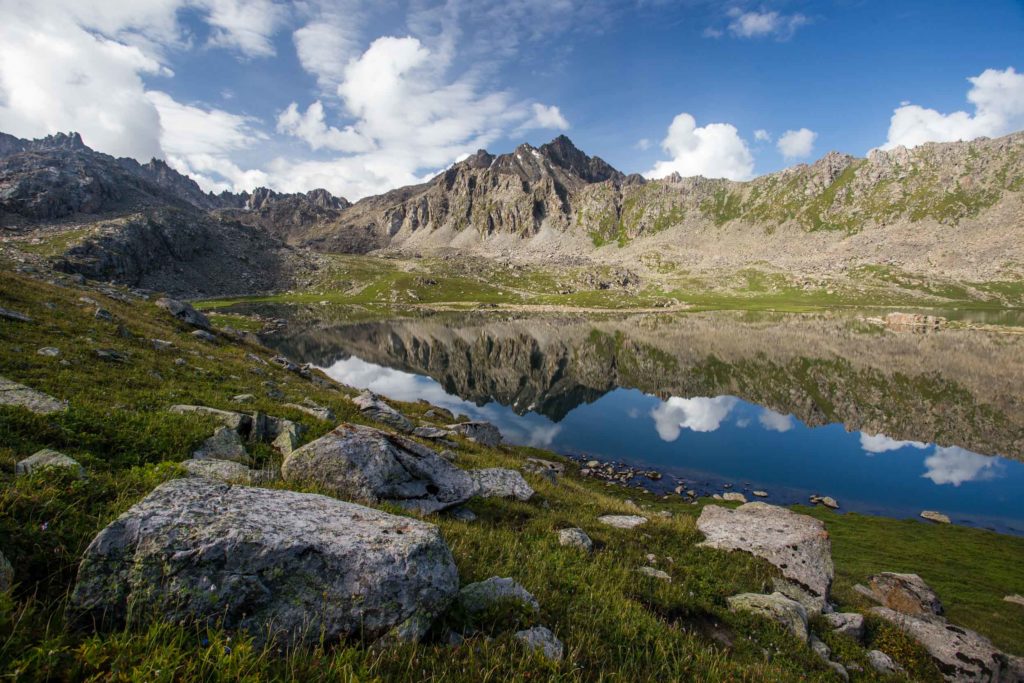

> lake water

[{"left": 249, "top": 308, "right": 1024, "bottom": 534}]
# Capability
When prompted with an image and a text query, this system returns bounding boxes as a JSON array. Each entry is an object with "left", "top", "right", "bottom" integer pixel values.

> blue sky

[{"left": 1, "top": 0, "right": 1022, "bottom": 199}]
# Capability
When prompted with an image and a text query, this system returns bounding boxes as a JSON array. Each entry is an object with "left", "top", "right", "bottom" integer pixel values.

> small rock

[
  {"left": 191, "top": 329, "right": 217, "bottom": 343},
  {"left": 597, "top": 514, "right": 648, "bottom": 529},
  {"left": 866, "top": 649, "right": 900, "bottom": 675},
  {"left": 920, "top": 510, "right": 951, "bottom": 524},
  {"left": 456, "top": 576, "right": 539, "bottom": 615},
  {"left": 94, "top": 308, "right": 113, "bottom": 321},
  {"left": 155, "top": 298, "right": 210, "bottom": 329},
  {"left": 823, "top": 612, "right": 865, "bottom": 640},
  {"left": 809, "top": 633, "right": 831, "bottom": 661},
  {"left": 352, "top": 391, "right": 414, "bottom": 432},
  {"left": 151, "top": 339, "right": 173, "bottom": 350},
  {"left": 232, "top": 394, "right": 256, "bottom": 403},
  {"left": 448, "top": 507, "right": 477, "bottom": 522},
  {"left": 820, "top": 497, "right": 839, "bottom": 509},
  {"left": 169, "top": 405, "right": 251, "bottom": 433},
  {"left": 448, "top": 421, "right": 502, "bottom": 447},
  {"left": 637, "top": 566, "right": 671, "bottom": 581},
  {"left": 15, "top": 448, "right": 84, "bottom": 477},
  {"left": 0, "top": 376, "right": 66, "bottom": 415},
  {"left": 179, "top": 458, "right": 252, "bottom": 483},
  {"left": 193, "top": 426, "right": 251, "bottom": 465},
  {"left": 585, "top": 460, "right": 601, "bottom": 468},
  {"left": 867, "top": 573, "right": 943, "bottom": 616},
  {"left": 470, "top": 468, "right": 534, "bottom": 501},
  {"left": 95, "top": 348, "right": 128, "bottom": 363},
  {"left": 752, "top": 490, "right": 768, "bottom": 497},
  {"left": 0, "top": 306, "right": 31, "bottom": 323},
  {"left": 557, "top": 528, "right": 592, "bottom": 552},
  {"left": 284, "top": 401, "right": 335, "bottom": 422},
  {"left": 412, "top": 426, "right": 450, "bottom": 439},
  {"left": 727, "top": 592, "right": 808, "bottom": 641},
  {"left": 722, "top": 492, "right": 747, "bottom": 503},
  {"left": 514, "top": 626, "right": 564, "bottom": 662},
  {"left": 1004, "top": 594, "right": 1024, "bottom": 607},
  {"left": 36, "top": 347, "right": 60, "bottom": 356}
]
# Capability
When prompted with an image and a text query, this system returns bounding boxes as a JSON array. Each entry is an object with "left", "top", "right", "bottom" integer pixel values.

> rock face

[
  {"left": 449, "top": 421, "right": 503, "bottom": 447},
  {"left": 514, "top": 626, "right": 564, "bottom": 662},
  {"left": 352, "top": 391, "right": 414, "bottom": 432},
  {"left": 281, "top": 423, "right": 476, "bottom": 513},
  {"left": 15, "top": 448, "right": 84, "bottom": 477},
  {"left": 697, "top": 503, "right": 833, "bottom": 612},
  {"left": 0, "top": 376, "right": 67, "bottom": 415},
  {"left": 69, "top": 478, "right": 459, "bottom": 645},
  {"left": 469, "top": 468, "right": 534, "bottom": 501},
  {"left": 867, "top": 573, "right": 944, "bottom": 616},
  {"left": 727, "top": 592, "right": 809, "bottom": 642},
  {"left": 871, "top": 607, "right": 1023, "bottom": 682}
]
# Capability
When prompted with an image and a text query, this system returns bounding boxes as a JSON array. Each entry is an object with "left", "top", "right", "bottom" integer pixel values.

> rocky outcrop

[
  {"left": 697, "top": 503, "right": 833, "bottom": 612},
  {"left": 69, "top": 478, "right": 459, "bottom": 645},
  {"left": 281, "top": 423, "right": 477, "bottom": 513}
]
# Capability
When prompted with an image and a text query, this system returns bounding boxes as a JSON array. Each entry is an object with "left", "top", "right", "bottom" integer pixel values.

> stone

[
  {"left": 191, "top": 329, "right": 217, "bottom": 343},
  {"left": 36, "top": 347, "right": 60, "bottom": 356},
  {"left": 867, "top": 573, "right": 943, "bottom": 616},
  {"left": 752, "top": 490, "right": 768, "bottom": 498},
  {"left": 585, "top": 460, "right": 601, "bottom": 468},
  {"left": 637, "top": 566, "right": 671, "bottom": 581},
  {"left": 866, "top": 649, "right": 900, "bottom": 675},
  {"left": 94, "top": 308, "right": 113, "bottom": 321},
  {"left": 1, "top": 378, "right": 70, "bottom": 413},
  {"left": 697, "top": 503, "right": 833, "bottom": 613},
  {"left": 557, "top": 528, "right": 593, "bottom": 552},
  {"left": 449, "top": 421, "right": 502, "bottom": 447},
  {"left": 819, "top": 497, "right": 839, "bottom": 509},
  {"left": 809, "top": 634, "right": 831, "bottom": 661},
  {"left": 151, "top": 339, "right": 173, "bottom": 350},
  {"left": 722, "top": 492, "right": 747, "bottom": 503},
  {"left": 823, "top": 611, "right": 865, "bottom": 640},
  {"left": 155, "top": 298, "right": 210, "bottom": 330},
  {"left": 285, "top": 400, "right": 335, "bottom": 422},
  {"left": 1005, "top": 594, "right": 1024, "bottom": 607},
  {"left": 0, "top": 550, "right": 12, "bottom": 592},
  {"left": 69, "top": 478, "right": 458, "bottom": 646},
  {"left": 232, "top": 394, "right": 255, "bottom": 403},
  {"left": 352, "top": 391, "right": 414, "bottom": 432},
  {"left": 514, "top": 626, "right": 564, "bottom": 662},
  {"left": 449, "top": 507, "right": 477, "bottom": 522},
  {"left": 872, "top": 607, "right": 1023, "bottom": 681},
  {"left": 921, "top": 510, "right": 951, "bottom": 524},
  {"left": 597, "top": 515, "right": 648, "bottom": 529},
  {"left": 456, "top": 577, "right": 539, "bottom": 615},
  {"left": 727, "top": 592, "right": 809, "bottom": 642},
  {"left": 412, "top": 426, "right": 451, "bottom": 439},
  {"left": 0, "top": 306, "right": 31, "bottom": 322},
  {"left": 192, "top": 426, "right": 250, "bottom": 465},
  {"left": 169, "top": 405, "right": 251, "bottom": 433},
  {"left": 15, "top": 448, "right": 84, "bottom": 477},
  {"left": 271, "top": 421, "right": 302, "bottom": 455},
  {"left": 469, "top": 468, "right": 534, "bottom": 501},
  {"left": 179, "top": 458, "right": 252, "bottom": 483},
  {"left": 95, "top": 348, "right": 128, "bottom": 362},
  {"left": 281, "top": 423, "right": 476, "bottom": 514},
  {"left": 523, "top": 457, "right": 565, "bottom": 476}
]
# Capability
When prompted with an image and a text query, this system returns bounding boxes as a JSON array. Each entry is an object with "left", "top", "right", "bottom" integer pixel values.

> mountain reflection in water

[{"left": 253, "top": 310, "right": 1024, "bottom": 534}]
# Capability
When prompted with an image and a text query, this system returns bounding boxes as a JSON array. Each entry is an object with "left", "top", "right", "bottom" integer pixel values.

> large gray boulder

[
  {"left": 69, "top": 478, "right": 458, "bottom": 645},
  {"left": 866, "top": 572, "right": 944, "bottom": 616},
  {"left": 281, "top": 423, "right": 476, "bottom": 513},
  {"left": 15, "top": 448, "right": 84, "bottom": 477},
  {"left": 155, "top": 298, "right": 210, "bottom": 330},
  {"left": 697, "top": 503, "right": 833, "bottom": 613},
  {"left": 0, "top": 376, "right": 67, "bottom": 415},
  {"left": 871, "top": 607, "right": 1024, "bottom": 682},
  {"left": 352, "top": 391, "right": 413, "bottom": 432},
  {"left": 469, "top": 468, "right": 534, "bottom": 501},
  {"left": 727, "top": 592, "right": 809, "bottom": 642},
  {"left": 449, "top": 421, "right": 502, "bottom": 447}
]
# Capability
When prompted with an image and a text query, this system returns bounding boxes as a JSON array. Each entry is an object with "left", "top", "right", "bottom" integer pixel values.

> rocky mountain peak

[{"left": 538, "top": 135, "right": 623, "bottom": 183}]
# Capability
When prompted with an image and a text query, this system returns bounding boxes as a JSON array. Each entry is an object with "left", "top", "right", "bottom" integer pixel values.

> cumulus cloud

[
  {"left": 645, "top": 113, "right": 754, "bottom": 181},
  {"left": 528, "top": 103, "right": 570, "bottom": 130},
  {"left": 922, "top": 446, "right": 1004, "bottom": 486},
  {"left": 724, "top": 8, "right": 810, "bottom": 40},
  {"left": 777, "top": 127, "right": 817, "bottom": 159},
  {"left": 880, "top": 67, "right": 1024, "bottom": 150},
  {"left": 758, "top": 408, "right": 794, "bottom": 432},
  {"left": 276, "top": 101, "right": 373, "bottom": 152},
  {"left": 754, "top": 129, "right": 771, "bottom": 142},
  {"left": 200, "top": 0, "right": 287, "bottom": 57},
  {"left": 860, "top": 432, "right": 928, "bottom": 454},
  {"left": 651, "top": 395, "right": 739, "bottom": 441}
]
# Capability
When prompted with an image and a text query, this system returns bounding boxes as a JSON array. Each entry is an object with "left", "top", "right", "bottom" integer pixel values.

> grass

[{"left": 1, "top": 268, "right": 1022, "bottom": 681}]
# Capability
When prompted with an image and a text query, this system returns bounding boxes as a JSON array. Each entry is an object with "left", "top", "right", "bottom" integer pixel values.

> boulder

[
  {"left": 69, "top": 478, "right": 458, "bottom": 645},
  {"left": 15, "top": 448, "right": 84, "bottom": 477},
  {"left": 866, "top": 649, "right": 901, "bottom": 675},
  {"left": 469, "top": 468, "right": 534, "bottom": 501},
  {"left": 823, "top": 612, "right": 865, "bottom": 640},
  {"left": 179, "top": 458, "right": 252, "bottom": 483},
  {"left": 871, "top": 607, "right": 1022, "bottom": 682},
  {"left": 352, "top": 391, "right": 414, "bottom": 432},
  {"left": 0, "top": 550, "right": 12, "bottom": 592},
  {"left": 697, "top": 503, "right": 833, "bottom": 613},
  {"left": 867, "top": 573, "right": 943, "bottom": 616},
  {"left": 597, "top": 515, "right": 648, "bottom": 529},
  {"left": 727, "top": 592, "right": 809, "bottom": 642},
  {"left": 155, "top": 298, "right": 210, "bottom": 330},
  {"left": 449, "top": 421, "right": 502, "bottom": 447},
  {"left": 0, "top": 376, "right": 67, "bottom": 415},
  {"left": 514, "top": 626, "right": 564, "bottom": 662},
  {"left": 557, "top": 528, "right": 593, "bottom": 552},
  {"left": 456, "top": 577, "right": 539, "bottom": 615},
  {"left": 192, "top": 426, "right": 250, "bottom": 465},
  {"left": 281, "top": 423, "right": 476, "bottom": 514}
]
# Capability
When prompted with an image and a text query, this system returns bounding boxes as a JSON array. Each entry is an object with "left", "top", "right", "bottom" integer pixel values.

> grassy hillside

[{"left": 1, "top": 268, "right": 1022, "bottom": 681}]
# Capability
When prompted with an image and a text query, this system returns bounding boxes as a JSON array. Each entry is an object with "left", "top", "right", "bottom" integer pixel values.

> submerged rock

[
  {"left": 0, "top": 376, "right": 67, "bottom": 415},
  {"left": 15, "top": 448, "right": 84, "bottom": 477},
  {"left": 727, "top": 592, "right": 809, "bottom": 642},
  {"left": 697, "top": 503, "right": 833, "bottom": 613},
  {"left": 514, "top": 626, "right": 564, "bottom": 662},
  {"left": 69, "top": 478, "right": 458, "bottom": 645}
]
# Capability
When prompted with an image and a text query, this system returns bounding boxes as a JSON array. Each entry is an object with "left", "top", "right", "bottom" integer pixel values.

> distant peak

[{"left": 538, "top": 135, "right": 622, "bottom": 183}]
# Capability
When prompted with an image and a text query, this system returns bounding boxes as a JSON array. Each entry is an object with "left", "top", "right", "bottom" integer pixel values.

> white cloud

[
  {"left": 754, "top": 129, "right": 771, "bottom": 142},
  {"left": 758, "top": 408, "right": 794, "bottom": 432},
  {"left": 292, "top": 1, "right": 366, "bottom": 90},
  {"left": 881, "top": 67, "right": 1024, "bottom": 150},
  {"left": 635, "top": 138, "right": 651, "bottom": 150},
  {"left": 276, "top": 101, "right": 373, "bottom": 152},
  {"left": 528, "top": 103, "right": 570, "bottom": 130},
  {"left": 860, "top": 432, "right": 928, "bottom": 454},
  {"left": 645, "top": 113, "right": 754, "bottom": 181},
  {"left": 650, "top": 395, "right": 739, "bottom": 441},
  {"left": 725, "top": 9, "right": 810, "bottom": 40},
  {"left": 922, "top": 446, "right": 1004, "bottom": 486},
  {"left": 777, "top": 127, "right": 817, "bottom": 159},
  {"left": 198, "top": 0, "right": 287, "bottom": 57}
]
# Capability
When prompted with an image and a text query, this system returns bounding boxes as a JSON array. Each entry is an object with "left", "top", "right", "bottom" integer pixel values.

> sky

[{"left": 1, "top": 0, "right": 1022, "bottom": 200}]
